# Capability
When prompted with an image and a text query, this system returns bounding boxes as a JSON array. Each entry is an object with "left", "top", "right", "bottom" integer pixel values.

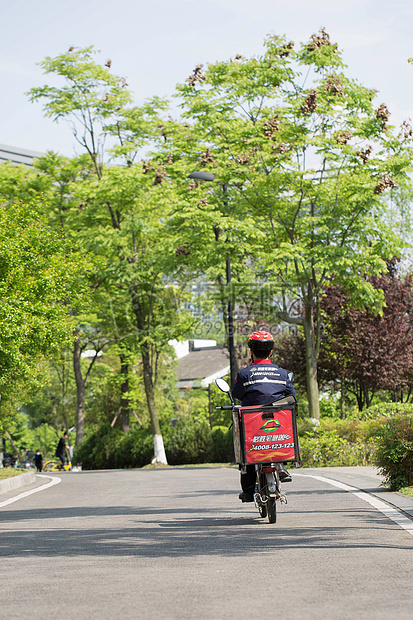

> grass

[
  {"left": 142, "top": 462, "right": 235, "bottom": 469},
  {"left": 0, "top": 468, "right": 26, "bottom": 481},
  {"left": 399, "top": 486, "right": 413, "bottom": 497}
]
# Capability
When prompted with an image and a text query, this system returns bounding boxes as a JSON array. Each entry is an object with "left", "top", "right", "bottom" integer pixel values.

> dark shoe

[
  {"left": 239, "top": 492, "right": 254, "bottom": 502},
  {"left": 277, "top": 464, "right": 292, "bottom": 483}
]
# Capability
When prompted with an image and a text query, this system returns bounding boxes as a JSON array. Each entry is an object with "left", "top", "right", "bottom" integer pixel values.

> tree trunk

[
  {"left": 120, "top": 354, "right": 130, "bottom": 434},
  {"left": 73, "top": 334, "right": 85, "bottom": 446},
  {"left": 5, "top": 431, "right": 24, "bottom": 461},
  {"left": 303, "top": 304, "right": 320, "bottom": 420},
  {"left": 356, "top": 386, "right": 363, "bottom": 411},
  {"left": 129, "top": 282, "right": 167, "bottom": 463},
  {"left": 340, "top": 379, "right": 346, "bottom": 419},
  {"left": 364, "top": 385, "right": 371, "bottom": 410},
  {"left": 208, "top": 384, "right": 213, "bottom": 429},
  {"left": 131, "top": 286, "right": 167, "bottom": 464},
  {"left": 141, "top": 346, "right": 167, "bottom": 464}
]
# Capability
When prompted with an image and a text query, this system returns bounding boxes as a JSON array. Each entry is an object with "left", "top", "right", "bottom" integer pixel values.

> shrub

[
  {"left": 76, "top": 409, "right": 413, "bottom": 471},
  {"left": 73, "top": 424, "right": 123, "bottom": 469},
  {"left": 164, "top": 416, "right": 212, "bottom": 465},
  {"left": 297, "top": 417, "right": 319, "bottom": 437},
  {"left": 73, "top": 417, "right": 235, "bottom": 469},
  {"left": 297, "top": 417, "right": 378, "bottom": 467},
  {"left": 114, "top": 426, "right": 154, "bottom": 468},
  {"left": 299, "top": 432, "right": 376, "bottom": 467},
  {"left": 355, "top": 402, "right": 413, "bottom": 420},
  {"left": 319, "top": 396, "right": 340, "bottom": 418},
  {"left": 300, "top": 430, "right": 347, "bottom": 467},
  {"left": 319, "top": 418, "right": 382, "bottom": 444},
  {"left": 210, "top": 426, "right": 234, "bottom": 463},
  {"left": 73, "top": 424, "right": 154, "bottom": 470},
  {"left": 374, "top": 414, "right": 413, "bottom": 489}
]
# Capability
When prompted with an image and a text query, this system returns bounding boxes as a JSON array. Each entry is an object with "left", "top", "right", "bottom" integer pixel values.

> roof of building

[
  {"left": 0, "top": 143, "right": 44, "bottom": 167},
  {"left": 176, "top": 346, "right": 230, "bottom": 388}
]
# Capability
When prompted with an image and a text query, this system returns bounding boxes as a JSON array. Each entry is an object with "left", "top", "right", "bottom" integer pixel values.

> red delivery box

[{"left": 237, "top": 403, "right": 300, "bottom": 466}]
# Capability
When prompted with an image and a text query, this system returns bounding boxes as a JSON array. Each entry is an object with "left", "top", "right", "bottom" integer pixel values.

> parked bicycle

[{"left": 43, "top": 459, "right": 72, "bottom": 472}]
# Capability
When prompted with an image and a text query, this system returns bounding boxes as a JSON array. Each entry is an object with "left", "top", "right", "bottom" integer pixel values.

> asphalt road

[{"left": 0, "top": 466, "right": 412, "bottom": 620}]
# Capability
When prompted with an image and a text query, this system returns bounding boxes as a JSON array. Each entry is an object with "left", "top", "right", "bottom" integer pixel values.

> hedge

[
  {"left": 374, "top": 413, "right": 413, "bottom": 489},
  {"left": 74, "top": 418, "right": 234, "bottom": 470},
  {"left": 73, "top": 406, "right": 413, "bottom": 487}
]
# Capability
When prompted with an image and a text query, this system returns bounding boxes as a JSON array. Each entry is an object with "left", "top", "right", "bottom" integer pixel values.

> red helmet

[{"left": 247, "top": 330, "right": 275, "bottom": 351}]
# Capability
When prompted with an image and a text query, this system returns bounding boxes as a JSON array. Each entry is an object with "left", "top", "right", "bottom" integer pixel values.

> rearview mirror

[{"left": 215, "top": 378, "right": 230, "bottom": 393}]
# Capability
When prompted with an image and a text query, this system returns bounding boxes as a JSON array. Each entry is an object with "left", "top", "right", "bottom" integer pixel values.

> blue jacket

[{"left": 232, "top": 359, "right": 296, "bottom": 407}]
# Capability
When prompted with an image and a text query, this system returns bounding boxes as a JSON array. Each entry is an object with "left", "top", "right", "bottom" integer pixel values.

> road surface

[{"left": 0, "top": 466, "right": 412, "bottom": 619}]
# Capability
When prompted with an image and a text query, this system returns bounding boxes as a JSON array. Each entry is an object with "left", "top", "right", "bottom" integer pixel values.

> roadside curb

[
  {"left": 300, "top": 466, "right": 413, "bottom": 520},
  {"left": 0, "top": 471, "right": 37, "bottom": 495},
  {"left": 366, "top": 489, "right": 413, "bottom": 519}
]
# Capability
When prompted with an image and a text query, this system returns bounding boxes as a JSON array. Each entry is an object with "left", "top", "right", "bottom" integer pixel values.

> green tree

[
  {"left": 28, "top": 46, "right": 132, "bottom": 178},
  {"left": 23, "top": 351, "right": 77, "bottom": 433},
  {"left": 0, "top": 199, "right": 88, "bottom": 421},
  {"left": 28, "top": 47, "right": 193, "bottom": 462},
  {"left": 0, "top": 153, "right": 116, "bottom": 445},
  {"left": 69, "top": 161, "right": 195, "bottom": 458},
  {"left": 167, "top": 30, "right": 413, "bottom": 419}
]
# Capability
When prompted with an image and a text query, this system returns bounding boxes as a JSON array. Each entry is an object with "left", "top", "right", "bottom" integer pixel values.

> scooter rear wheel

[
  {"left": 258, "top": 503, "right": 267, "bottom": 518},
  {"left": 257, "top": 473, "right": 267, "bottom": 518},
  {"left": 267, "top": 498, "right": 277, "bottom": 523}
]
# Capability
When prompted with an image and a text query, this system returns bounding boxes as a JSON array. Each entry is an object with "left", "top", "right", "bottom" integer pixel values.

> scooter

[{"left": 215, "top": 377, "right": 300, "bottom": 524}]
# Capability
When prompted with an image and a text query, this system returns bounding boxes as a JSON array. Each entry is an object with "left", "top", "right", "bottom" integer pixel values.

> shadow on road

[{"left": 0, "top": 504, "right": 408, "bottom": 559}]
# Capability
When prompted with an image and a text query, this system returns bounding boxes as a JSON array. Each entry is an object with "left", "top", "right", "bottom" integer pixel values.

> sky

[{"left": 2, "top": 0, "right": 413, "bottom": 157}]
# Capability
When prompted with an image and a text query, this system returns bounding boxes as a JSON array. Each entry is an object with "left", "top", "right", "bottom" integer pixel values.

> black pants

[
  {"left": 241, "top": 462, "right": 290, "bottom": 493},
  {"left": 57, "top": 453, "right": 65, "bottom": 469},
  {"left": 241, "top": 465, "right": 256, "bottom": 494}
]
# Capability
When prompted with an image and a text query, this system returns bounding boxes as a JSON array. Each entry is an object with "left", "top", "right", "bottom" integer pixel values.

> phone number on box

[{"left": 251, "top": 442, "right": 294, "bottom": 450}]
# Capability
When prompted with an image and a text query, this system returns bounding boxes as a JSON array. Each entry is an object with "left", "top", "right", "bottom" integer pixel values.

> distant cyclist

[
  {"left": 232, "top": 330, "right": 296, "bottom": 502},
  {"left": 55, "top": 431, "right": 69, "bottom": 471}
]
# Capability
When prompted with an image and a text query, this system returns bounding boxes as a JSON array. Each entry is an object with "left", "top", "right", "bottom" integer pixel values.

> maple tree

[{"left": 318, "top": 261, "right": 413, "bottom": 411}]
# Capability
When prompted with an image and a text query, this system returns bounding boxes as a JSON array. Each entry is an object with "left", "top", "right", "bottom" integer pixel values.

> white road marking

[
  {"left": 2, "top": 471, "right": 412, "bottom": 538},
  {"left": 296, "top": 473, "right": 413, "bottom": 537},
  {"left": 0, "top": 474, "right": 61, "bottom": 508}
]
